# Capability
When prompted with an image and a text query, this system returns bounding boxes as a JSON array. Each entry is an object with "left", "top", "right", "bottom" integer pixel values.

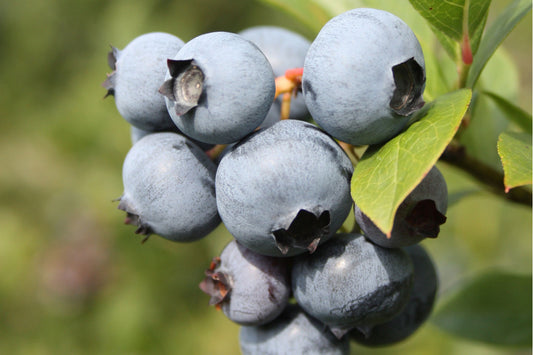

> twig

[{"left": 439, "top": 143, "right": 532, "bottom": 207}]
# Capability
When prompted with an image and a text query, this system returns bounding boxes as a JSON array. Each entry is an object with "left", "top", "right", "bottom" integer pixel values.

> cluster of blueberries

[{"left": 104, "top": 7, "right": 448, "bottom": 354}]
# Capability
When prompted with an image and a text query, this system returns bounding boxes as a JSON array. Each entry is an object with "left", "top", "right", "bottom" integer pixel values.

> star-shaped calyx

[
  {"left": 272, "top": 209, "right": 331, "bottom": 255},
  {"left": 117, "top": 197, "right": 152, "bottom": 243},
  {"left": 198, "top": 257, "right": 231, "bottom": 310},
  {"left": 389, "top": 57, "right": 426, "bottom": 116},
  {"left": 159, "top": 59, "right": 204, "bottom": 116},
  {"left": 102, "top": 46, "right": 120, "bottom": 98},
  {"left": 405, "top": 199, "right": 447, "bottom": 238}
]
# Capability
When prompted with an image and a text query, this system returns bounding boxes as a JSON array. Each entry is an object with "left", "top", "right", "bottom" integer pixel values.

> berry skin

[
  {"left": 118, "top": 132, "right": 220, "bottom": 242},
  {"left": 159, "top": 31, "right": 275, "bottom": 144},
  {"left": 199, "top": 240, "right": 290, "bottom": 326},
  {"left": 103, "top": 32, "right": 185, "bottom": 131},
  {"left": 302, "top": 8, "right": 426, "bottom": 145},
  {"left": 354, "top": 165, "right": 448, "bottom": 248},
  {"left": 239, "top": 304, "right": 350, "bottom": 355},
  {"left": 350, "top": 244, "right": 438, "bottom": 346},
  {"left": 239, "top": 26, "right": 311, "bottom": 127},
  {"left": 291, "top": 233, "right": 414, "bottom": 338},
  {"left": 215, "top": 120, "right": 353, "bottom": 257}
]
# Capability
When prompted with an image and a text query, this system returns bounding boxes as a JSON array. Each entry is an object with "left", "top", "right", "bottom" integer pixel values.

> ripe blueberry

[
  {"left": 302, "top": 8, "right": 426, "bottom": 145},
  {"left": 215, "top": 120, "right": 353, "bottom": 257},
  {"left": 118, "top": 132, "right": 220, "bottom": 242},
  {"left": 103, "top": 32, "right": 185, "bottom": 131},
  {"left": 199, "top": 240, "right": 290, "bottom": 326},
  {"left": 159, "top": 31, "right": 275, "bottom": 144},
  {"left": 350, "top": 244, "right": 438, "bottom": 346},
  {"left": 239, "top": 304, "right": 350, "bottom": 355},
  {"left": 291, "top": 233, "right": 413, "bottom": 338}
]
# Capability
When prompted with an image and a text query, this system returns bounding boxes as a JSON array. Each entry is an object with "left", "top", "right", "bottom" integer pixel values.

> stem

[
  {"left": 280, "top": 92, "right": 291, "bottom": 120},
  {"left": 338, "top": 141, "right": 360, "bottom": 166},
  {"left": 206, "top": 144, "right": 227, "bottom": 160},
  {"left": 457, "top": 0, "right": 473, "bottom": 88},
  {"left": 440, "top": 143, "right": 532, "bottom": 207},
  {"left": 274, "top": 68, "right": 303, "bottom": 120}
]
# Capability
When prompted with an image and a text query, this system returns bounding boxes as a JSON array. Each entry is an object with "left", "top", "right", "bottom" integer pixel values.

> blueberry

[
  {"left": 159, "top": 31, "right": 275, "bottom": 144},
  {"left": 199, "top": 240, "right": 290, "bottom": 326},
  {"left": 302, "top": 8, "right": 426, "bottom": 145},
  {"left": 215, "top": 120, "right": 353, "bottom": 257},
  {"left": 239, "top": 26, "right": 311, "bottom": 127},
  {"left": 239, "top": 304, "right": 350, "bottom": 355},
  {"left": 354, "top": 165, "right": 448, "bottom": 248},
  {"left": 350, "top": 244, "right": 438, "bottom": 346},
  {"left": 291, "top": 233, "right": 413, "bottom": 338},
  {"left": 103, "top": 32, "right": 185, "bottom": 131},
  {"left": 118, "top": 132, "right": 220, "bottom": 242}
]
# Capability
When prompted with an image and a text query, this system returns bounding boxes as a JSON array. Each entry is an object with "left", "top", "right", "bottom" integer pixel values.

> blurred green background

[{"left": 0, "top": 0, "right": 530, "bottom": 354}]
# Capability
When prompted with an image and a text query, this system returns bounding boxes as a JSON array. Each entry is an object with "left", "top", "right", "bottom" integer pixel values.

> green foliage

[
  {"left": 498, "top": 132, "right": 533, "bottom": 191},
  {"left": 432, "top": 270, "right": 532, "bottom": 347},
  {"left": 466, "top": 0, "right": 532, "bottom": 88},
  {"left": 483, "top": 91, "right": 532, "bottom": 134},
  {"left": 409, "top": 0, "right": 491, "bottom": 59},
  {"left": 351, "top": 89, "right": 472, "bottom": 235},
  {"left": 460, "top": 49, "right": 518, "bottom": 170},
  {"left": 259, "top": 0, "right": 330, "bottom": 33}
]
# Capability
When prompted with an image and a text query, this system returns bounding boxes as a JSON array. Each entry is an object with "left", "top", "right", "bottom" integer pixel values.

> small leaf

[
  {"left": 351, "top": 89, "right": 472, "bottom": 236},
  {"left": 258, "top": 0, "right": 331, "bottom": 34},
  {"left": 483, "top": 91, "right": 532, "bottom": 134},
  {"left": 466, "top": 0, "right": 532, "bottom": 88},
  {"left": 432, "top": 270, "right": 532, "bottom": 347},
  {"left": 460, "top": 49, "right": 518, "bottom": 170},
  {"left": 498, "top": 131, "right": 532, "bottom": 192},
  {"left": 409, "top": 0, "right": 491, "bottom": 59}
]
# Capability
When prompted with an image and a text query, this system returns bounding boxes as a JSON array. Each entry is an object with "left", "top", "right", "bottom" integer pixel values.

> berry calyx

[
  {"left": 159, "top": 59, "right": 205, "bottom": 116},
  {"left": 272, "top": 209, "right": 330, "bottom": 254},
  {"left": 404, "top": 199, "right": 447, "bottom": 238},
  {"left": 199, "top": 257, "right": 231, "bottom": 310}
]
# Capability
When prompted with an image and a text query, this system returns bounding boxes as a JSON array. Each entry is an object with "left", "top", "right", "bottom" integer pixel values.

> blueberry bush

[{"left": 0, "top": 0, "right": 530, "bottom": 354}]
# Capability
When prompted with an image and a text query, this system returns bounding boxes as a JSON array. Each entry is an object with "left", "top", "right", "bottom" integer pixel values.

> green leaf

[
  {"left": 409, "top": 0, "right": 491, "bottom": 59},
  {"left": 432, "top": 270, "right": 532, "bottom": 347},
  {"left": 466, "top": 0, "right": 532, "bottom": 88},
  {"left": 351, "top": 89, "right": 472, "bottom": 236},
  {"left": 459, "top": 48, "right": 518, "bottom": 171},
  {"left": 258, "top": 0, "right": 331, "bottom": 34},
  {"left": 484, "top": 91, "right": 532, "bottom": 134},
  {"left": 498, "top": 131, "right": 532, "bottom": 192}
]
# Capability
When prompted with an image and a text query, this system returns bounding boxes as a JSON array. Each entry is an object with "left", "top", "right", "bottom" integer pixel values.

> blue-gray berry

[
  {"left": 118, "top": 132, "right": 220, "bottom": 242},
  {"left": 199, "top": 240, "right": 290, "bottom": 326},
  {"left": 239, "top": 304, "right": 350, "bottom": 355},
  {"left": 350, "top": 244, "right": 438, "bottom": 346},
  {"left": 160, "top": 31, "right": 275, "bottom": 144},
  {"left": 215, "top": 120, "right": 353, "bottom": 257},
  {"left": 291, "top": 233, "right": 414, "bottom": 338},
  {"left": 302, "top": 8, "right": 426, "bottom": 145},
  {"left": 103, "top": 32, "right": 185, "bottom": 131}
]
